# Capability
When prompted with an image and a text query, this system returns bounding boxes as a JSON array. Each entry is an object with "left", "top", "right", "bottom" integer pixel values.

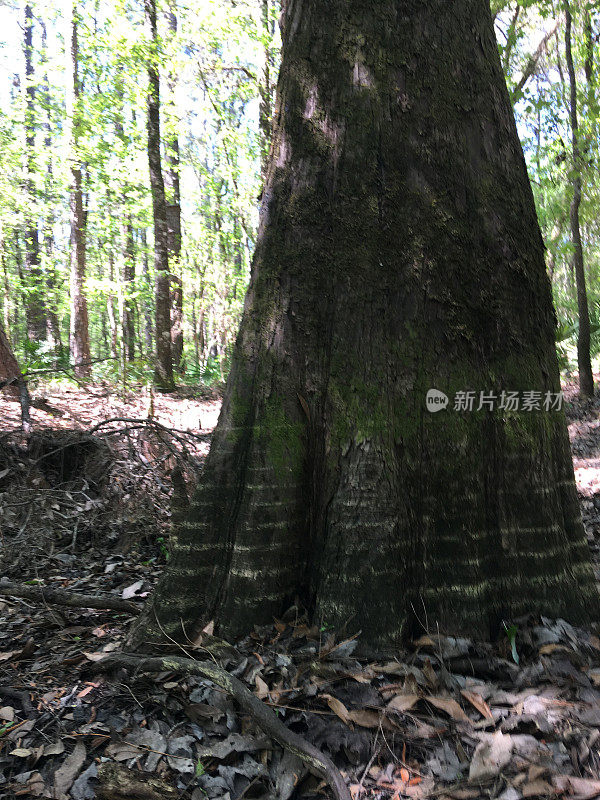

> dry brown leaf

[
  {"left": 553, "top": 775, "right": 600, "bottom": 800},
  {"left": 82, "top": 652, "right": 107, "bottom": 662},
  {"left": 347, "top": 709, "right": 381, "bottom": 728},
  {"left": 461, "top": 689, "right": 493, "bottom": 720},
  {"left": 254, "top": 675, "right": 269, "bottom": 700},
  {"left": 349, "top": 785, "right": 366, "bottom": 799},
  {"left": 447, "top": 789, "right": 481, "bottom": 799},
  {"left": 386, "top": 693, "right": 419, "bottom": 713},
  {"left": 321, "top": 693, "right": 351, "bottom": 726},
  {"left": 521, "top": 779, "right": 554, "bottom": 797},
  {"left": 427, "top": 695, "right": 471, "bottom": 723},
  {"left": 413, "top": 635, "right": 435, "bottom": 649},
  {"left": 468, "top": 731, "right": 513, "bottom": 782},
  {"left": 403, "top": 775, "right": 435, "bottom": 798},
  {"left": 528, "top": 766, "right": 548, "bottom": 782},
  {"left": 423, "top": 658, "right": 438, "bottom": 688},
  {"left": 538, "top": 644, "right": 572, "bottom": 656},
  {"left": 9, "top": 747, "right": 33, "bottom": 757}
]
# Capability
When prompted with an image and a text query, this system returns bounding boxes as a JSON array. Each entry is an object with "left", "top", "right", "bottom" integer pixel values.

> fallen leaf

[
  {"left": 461, "top": 690, "right": 493, "bottom": 720},
  {"left": 347, "top": 709, "right": 381, "bottom": 728},
  {"left": 121, "top": 580, "right": 143, "bottom": 599},
  {"left": 9, "top": 747, "right": 33, "bottom": 757},
  {"left": 321, "top": 693, "right": 351, "bottom": 725},
  {"left": 82, "top": 652, "right": 107, "bottom": 662},
  {"left": 349, "top": 784, "right": 367, "bottom": 799},
  {"left": 0, "top": 706, "right": 15, "bottom": 721},
  {"left": 521, "top": 779, "right": 554, "bottom": 797},
  {"left": 255, "top": 675, "right": 269, "bottom": 699},
  {"left": 427, "top": 695, "right": 471, "bottom": 723},
  {"left": 387, "top": 693, "right": 419, "bottom": 713},
  {"left": 553, "top": 775, "right": 600, "bottom": 800},
  {"left": 44, "top": 741, "right": 65, "bottom": 756},
  {"left": 0, "top": 651, "right": 16, "bottom": 662},
  {"left": 469, "top": 731, "right": 513, "bottom": 783}
]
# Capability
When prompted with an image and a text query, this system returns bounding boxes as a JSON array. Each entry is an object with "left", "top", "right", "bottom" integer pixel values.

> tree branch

[
  {"left": 89, "top": 652, "right": 351, "bottom": 800},
  {"left": 514, "top": 19, "right": 561, "bottom": 95},
  {"left": 0, "top": 580, "right": 141, "bottom": 615}
]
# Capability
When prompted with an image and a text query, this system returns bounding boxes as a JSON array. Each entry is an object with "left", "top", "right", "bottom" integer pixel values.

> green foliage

[{"left": 0, "top": 0, "right": 271, "bottom": 383}]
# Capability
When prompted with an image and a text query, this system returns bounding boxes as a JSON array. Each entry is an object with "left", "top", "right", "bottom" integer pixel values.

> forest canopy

[{"left": 0, "top": 1, "right": 598, "bottom": 391}]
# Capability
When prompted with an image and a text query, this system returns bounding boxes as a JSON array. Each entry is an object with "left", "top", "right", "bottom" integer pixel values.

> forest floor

[{"left": 1, "top": 381, "right": 600, "bottom": 800}]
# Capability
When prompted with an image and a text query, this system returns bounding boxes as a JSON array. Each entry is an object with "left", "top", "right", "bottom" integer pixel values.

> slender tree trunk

[
  {"left": 41, "top": 19, "right": 63, "bottom": 360},
  {"left": 0, "top": 323, "right": 31, "bottom": 428},
  {"left": 145, "top": 0, "right": 174, "bottom": 390},
  {"left": 68, "top": 3, "right": 91, "bottom": 379},
  {"left": 133, "top": 0, "right": 599, "bottom": 651},
  {"left": 1, "top": 240, "right": 10, "bottom": 338},
  {"left": 141, "top": 228, "right": 154, "bottom": 356},
  {"left": 165, "top": 2, "right": 184, "bottom": 373},
  {"left": 107, "top": 249, "right": 119, "bottom": 363},
  {"left": 565, "top": 1, "right": 594, "bottom": 397},
  {"left": 23, "top": 4, "right": 46, "bottom": 345},
  {"left": 122, "top": 217, "right": 136, "bottom": 362}
]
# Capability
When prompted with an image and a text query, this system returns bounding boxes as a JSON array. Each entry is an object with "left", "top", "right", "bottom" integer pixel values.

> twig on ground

[{"left": 0, "top": 580, "right": 141, "bottom": 615}]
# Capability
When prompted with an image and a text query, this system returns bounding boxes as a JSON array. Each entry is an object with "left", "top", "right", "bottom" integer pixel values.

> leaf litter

[{"left": 0, "top": 384, "right": 600, "bottom": 798}]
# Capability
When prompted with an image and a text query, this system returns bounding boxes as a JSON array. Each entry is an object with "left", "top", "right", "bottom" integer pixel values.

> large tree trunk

[
  {"left": 145, "top": 0, "right": 174, "bottom": 390},
  {"left": 565, "top": 1, "right": 594, "bottom": 398},
  {"left": 134, "top": 0, "right": 599, "bottom": 651},
  {"left": 23, "top": 4, "right": 46, "bottom": 345},
  {"left": 68, "top": 3, "right": 91, "bottom": 379}
]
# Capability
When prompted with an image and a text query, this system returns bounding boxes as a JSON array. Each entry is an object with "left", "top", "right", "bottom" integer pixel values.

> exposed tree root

[
  {"left": 0, "top": 580, "right": 141, "bottom": 615},
  {"left": 96, "top": 762, "right": 179, "bottom": 799},
  {"left": 89, "top": 652, "right": 352, "bottom": 800}
]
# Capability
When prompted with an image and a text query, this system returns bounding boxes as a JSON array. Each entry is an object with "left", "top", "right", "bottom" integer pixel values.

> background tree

[
  {"left": 133, "top": 0, "right": 598, "bottom": 650},
  {"left": 564, "top": 0, "right": 594, "bottom": 397},
  {"left": 165, "top": 1, "right": 183, "bottom": 373},
  {"left": 67, "top": 1, "right": 91, "bottom": 379},
  {"left": 145, "top": 0, "right": 174, "bottom": 390},
  {"left": 22, "top": 4, "right": 46, "bottom": 346}
]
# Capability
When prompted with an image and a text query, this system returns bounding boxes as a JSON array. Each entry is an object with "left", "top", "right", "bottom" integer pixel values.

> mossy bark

[{"left": 133, "top": 0, "right": 599, "bottom": 651}]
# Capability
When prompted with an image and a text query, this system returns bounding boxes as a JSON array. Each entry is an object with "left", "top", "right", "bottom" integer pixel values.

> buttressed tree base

[{"left": 132, "top": 0, "right": 599, "bottom": 651}]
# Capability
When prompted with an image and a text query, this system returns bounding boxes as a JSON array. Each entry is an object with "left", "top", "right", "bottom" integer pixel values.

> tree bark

[
  {"left": 68, "top": 2, "right": 92, "bottom": 379},
  {"left": 23, "top": 4, "right": 46, "bottom": 345},
  {"left": 145, "top": 0, "right": 174, "bottom": 390},
  {"left": 133, "top": 0, "right": 599, "bottom": 651},
  {"left": 565, "top": 1, "right": 594, "bottom": 398}
]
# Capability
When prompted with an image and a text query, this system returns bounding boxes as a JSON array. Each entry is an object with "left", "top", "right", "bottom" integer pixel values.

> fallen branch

[
  {"left": 0, "top": 580, "right": 141, "bottom": 615},
  {"left": 89, "top": 652, "right": 351, "bottom": 800}
]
